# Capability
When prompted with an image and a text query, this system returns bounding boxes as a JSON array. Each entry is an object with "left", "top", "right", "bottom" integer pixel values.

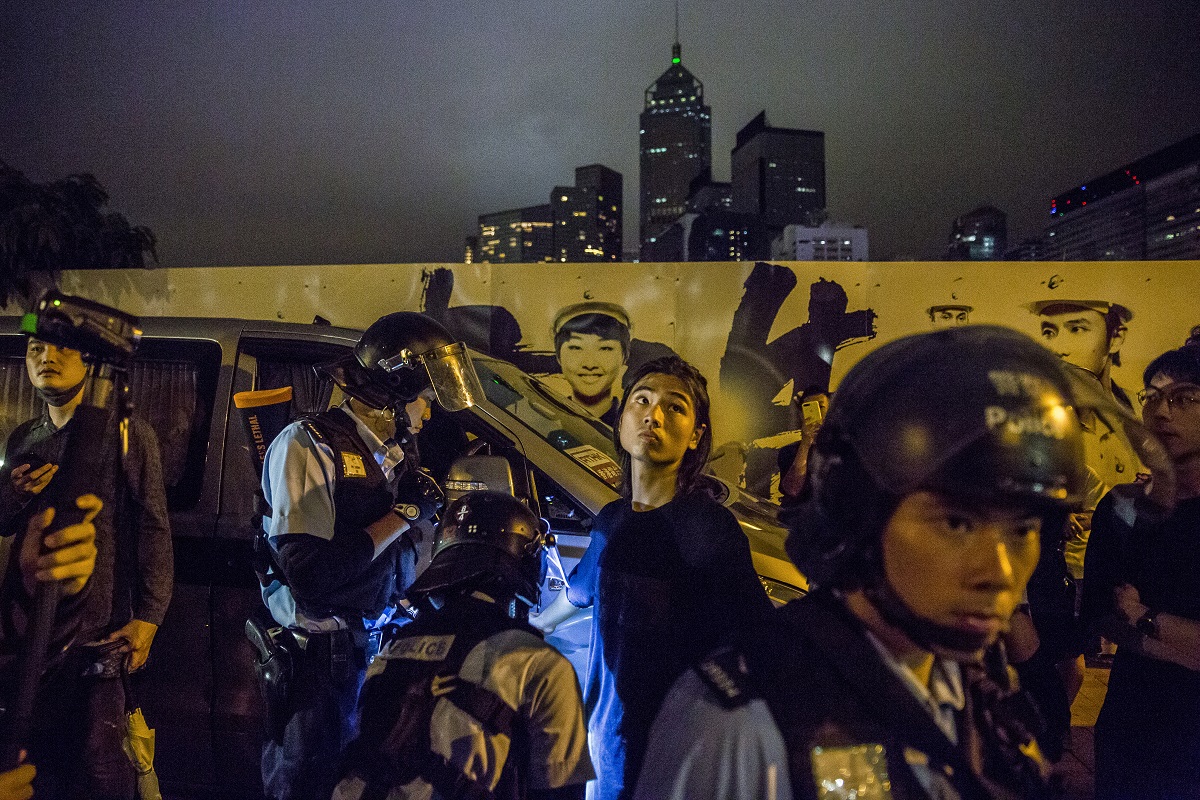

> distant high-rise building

[
  {"left": 731, "top": 111, "right": 826, "bottom": 227},
  {"left": 464, "top": 235, "right": 479, "bottom": 264},
  {"left": 946, "top": 206, "right": 1007, "bottom": 260},
  {"left": 476, "top": 205, "right": 553, "bottom": 263},
  {"left": 1044, "top": 132, "right": 1200, "bottom": 260},
  {"left": 641, "top": 210, "right": 772, "bottom": 262},
  {"left": 639, "top": 41, "right": 712, "bottom": 258},
  {"left": 685, "top": 173, "right": 732, "bottom": 214},
  {"left": 552, "top": 164, "right": 623, "bottom": 262},
  {"left": 772, "top": 222, "right": 868, "bottom": 261},
  {"left": 1003, "top": 238, "right": 1043, "bottom": 261}
]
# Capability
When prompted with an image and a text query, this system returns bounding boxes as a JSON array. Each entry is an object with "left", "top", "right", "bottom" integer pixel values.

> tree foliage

[{"left": 0, "top": 161, "right": 157, "bottom": 306}]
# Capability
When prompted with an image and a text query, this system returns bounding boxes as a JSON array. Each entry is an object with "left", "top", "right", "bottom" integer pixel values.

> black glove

[{"left": 392, "top": 468, "right": 445, "bottom": 524}]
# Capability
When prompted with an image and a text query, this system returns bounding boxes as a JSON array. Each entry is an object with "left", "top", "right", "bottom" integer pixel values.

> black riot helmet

[
  {"left": 316, "top": 312, "right": 484, "bottom": 412},
  {"left": 406, "top": 491, "right": 553, "bottom": 617},
  {"left": 785, "top": 325, "right": 1096, "bottom": 591}
]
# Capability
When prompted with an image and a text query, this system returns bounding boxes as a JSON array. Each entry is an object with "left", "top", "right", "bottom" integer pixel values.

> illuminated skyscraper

[
  {"left": 552, "top": 164, "right": 623, "bottom": 261},
  {"left": 1044, "top": 132, "right": 1200, "bottom": 260},
  {"left": 476, "top": 205, "right": 553, "bottom": 263},
  {"left": 639, "top": 40, "right": 712, "bottom": 258},
  {"left": 946, "top": 205, "right": 1007, "bottom": 260}
]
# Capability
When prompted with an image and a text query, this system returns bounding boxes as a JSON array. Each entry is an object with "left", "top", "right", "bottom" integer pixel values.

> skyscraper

[
  {"left": 639, "top": 41, "right": 712, "bottom": 258},
  {"left": 476, "top": 205, "right": 554, "bottom": 263},
  {"left": 1044, "top": 132, "right": 1200, "bottom": 260},
  {"left": 552, "top": 164, "right": 623, "bottom": 261},
  {"left": 730, "top": 111, "right": 826, "bottom": 227},
  {"left": 946, "top": 205, "right": 1007, "bottom": 260}
]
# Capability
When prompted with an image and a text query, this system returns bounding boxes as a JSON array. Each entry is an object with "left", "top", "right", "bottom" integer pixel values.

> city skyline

[{"left": 5, "top": 1, "right": 1200, "bottom": 266}]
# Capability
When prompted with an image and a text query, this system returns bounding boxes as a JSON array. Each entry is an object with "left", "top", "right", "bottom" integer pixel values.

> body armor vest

[{"left": 290, "top": 408, "right": 401, "bottom": 620}]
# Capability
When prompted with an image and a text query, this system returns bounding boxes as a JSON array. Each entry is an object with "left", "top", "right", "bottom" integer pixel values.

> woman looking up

[{"left": 533, "top": 355, "right": 772, "bottom": 800}]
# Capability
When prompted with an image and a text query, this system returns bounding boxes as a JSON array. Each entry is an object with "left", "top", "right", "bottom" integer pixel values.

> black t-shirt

[
  {"left": 1082, "top": 490, "right": 1200, "bottom": 796},
  {"left": 568, "top": 490, "right": 772, "bottom": 799}
]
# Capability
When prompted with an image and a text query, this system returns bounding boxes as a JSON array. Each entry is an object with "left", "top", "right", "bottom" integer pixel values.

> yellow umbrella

[{"left": 122, "top": 670, "right": 163, "bottom": 800}]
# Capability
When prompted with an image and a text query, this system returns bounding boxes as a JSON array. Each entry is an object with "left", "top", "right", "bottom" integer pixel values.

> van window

[
  {"left": 240, "top": 339, "right": 347, "bottom": 414},
  {"left": 131, "top": 339, "right": 221, "bottom": 510},
  {"left": 218, "top": 337, "right": 351, "bottom": 529}
]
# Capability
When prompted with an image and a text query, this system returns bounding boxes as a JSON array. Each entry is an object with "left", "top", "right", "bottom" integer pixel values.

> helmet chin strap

[{"left": 864, "top": 572, "right": 991, "bottom": 660}]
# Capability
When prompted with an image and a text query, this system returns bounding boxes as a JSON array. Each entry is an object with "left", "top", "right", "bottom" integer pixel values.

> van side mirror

[{"left": 443, "top": 455, "right": 518, "bottom": 502}]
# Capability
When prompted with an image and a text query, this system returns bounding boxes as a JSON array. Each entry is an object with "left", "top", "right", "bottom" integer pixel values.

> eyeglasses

[{"left": 1137, "top": 385, "right": 1200, "bottom": 412}]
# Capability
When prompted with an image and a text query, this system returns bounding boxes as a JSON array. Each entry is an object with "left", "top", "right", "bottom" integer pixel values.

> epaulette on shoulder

[
  {"left": 695, "top": 646, "right": 758, "bottom": 709},
  {"left": 297, "top": 416, "right": 326, "bottom": 444}
]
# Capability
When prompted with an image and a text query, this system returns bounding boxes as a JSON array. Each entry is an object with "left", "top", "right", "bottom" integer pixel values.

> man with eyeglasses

[{"left": 1082, "top": 328, "right": 1200, "bottom": 799}]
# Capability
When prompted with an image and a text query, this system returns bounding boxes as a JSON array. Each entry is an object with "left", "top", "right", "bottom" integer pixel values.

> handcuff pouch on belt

[{"left": 297, "top": 626, "right": 382, "bottom": 681}]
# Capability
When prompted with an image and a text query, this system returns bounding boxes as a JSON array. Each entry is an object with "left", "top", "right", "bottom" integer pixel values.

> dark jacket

[
  {"left": 0, "top": 408, "right": 172, "bottom": 643},
  {"left": 735, "top": 593, "right": 1048, "bottom": 800}
]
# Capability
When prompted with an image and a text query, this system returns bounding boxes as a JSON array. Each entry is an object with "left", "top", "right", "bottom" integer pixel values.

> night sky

[{"left": 5, "top": 1, "right": 1200, "bottom": 266}]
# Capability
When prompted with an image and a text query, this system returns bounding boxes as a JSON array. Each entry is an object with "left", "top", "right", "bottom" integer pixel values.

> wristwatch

[{"left": 1135, "top": 609, "right": 1161, "bottom": 639}]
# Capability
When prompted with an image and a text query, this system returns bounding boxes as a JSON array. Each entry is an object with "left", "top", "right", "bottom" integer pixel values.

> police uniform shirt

[
  {"left": 260, "top": 401, "right": 405, "bottom": 631},
  {"left": 633, "top": 641, "right": 966, "bottom": 800},
  {"left": 332, "top": 617, "right": 594, "bottom": 799}
]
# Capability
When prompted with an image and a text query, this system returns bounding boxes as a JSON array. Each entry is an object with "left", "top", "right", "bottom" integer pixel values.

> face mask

[{"left": 37, "top": 378, "right": 86, "bottom": 408}]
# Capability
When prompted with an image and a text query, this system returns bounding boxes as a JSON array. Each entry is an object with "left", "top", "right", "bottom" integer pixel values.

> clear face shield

[
  {"left": 378, "top": 342, "right": 485, "bottom": 412},
  {"left": 1059, "top": 362, "right": 1176, "bottom": 508}
]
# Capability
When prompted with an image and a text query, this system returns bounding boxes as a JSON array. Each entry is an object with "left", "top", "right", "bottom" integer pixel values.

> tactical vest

[
  {"left": 289, "top": 408, "right": 401, "bottom": 620},
  {"left": 343, "top": 598, "right": 537, "bottom": 800},
  {"left": 694, "top": 596, "right": 1049, "bottom": 800}
]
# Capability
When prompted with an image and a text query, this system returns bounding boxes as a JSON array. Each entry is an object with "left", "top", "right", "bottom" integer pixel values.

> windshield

[{"left": 473, "top": 357, "right": 622, "bottom": 489}]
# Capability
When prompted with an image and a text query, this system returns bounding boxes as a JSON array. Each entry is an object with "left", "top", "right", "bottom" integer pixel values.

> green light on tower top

[{"left": 671, "top": 40, "right": 681, "bottom": 65}]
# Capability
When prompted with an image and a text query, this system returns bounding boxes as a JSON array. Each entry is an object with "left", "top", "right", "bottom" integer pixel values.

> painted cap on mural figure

[
  {"left": 1026, "top": 299, "right": 1134, "bottom": 324},
  {"left": 552, "top": 301, "right": 632, "bottom": 339}
]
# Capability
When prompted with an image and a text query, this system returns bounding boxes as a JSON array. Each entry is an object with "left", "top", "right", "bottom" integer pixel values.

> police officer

[
  {"left": 258, "top": 312, "right": 483, "bottom": 800},
  {"left": 334, "top": 491, "right": 593, "bottom": 800},
  {"left": 636, "top": 326, "right": 1100, "bottom": 800}
]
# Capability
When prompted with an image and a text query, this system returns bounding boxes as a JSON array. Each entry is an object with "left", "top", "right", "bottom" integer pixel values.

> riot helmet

[
  {"left": 784, "top": 325, "right": 1097, "bottom": 652},
  {"left": 316, "top": 312, "right": 485, "bottom": 412},
  {"left": 406, "top": 491, "right": 552, "bottom": 616}
]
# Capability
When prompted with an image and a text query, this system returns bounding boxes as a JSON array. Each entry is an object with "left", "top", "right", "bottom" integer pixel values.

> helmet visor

[{"left": 420, "top": 342, "right": 486, "bottom": 412}]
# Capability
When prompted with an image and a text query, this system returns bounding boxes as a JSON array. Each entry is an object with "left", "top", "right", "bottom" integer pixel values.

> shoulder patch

[
  {"left": 341, "top": 451, "right": 367, "bottom": 478},
  {"left": 695, "top": 646, "right": 757, "bottom": 709}
]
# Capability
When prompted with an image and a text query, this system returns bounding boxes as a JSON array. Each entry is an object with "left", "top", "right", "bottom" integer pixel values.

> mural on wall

[
  {"left": 52, "top": 258, "right": 1200, "bottom": 502},
  {"left": 420, "top": 267, "right": 675, "bottom": 427},
  {"left": 720, "top": 262, "right": 877, "bottom": 441},
  {"left": 927, "top": 303, "right": 973, "bottom": 327}
]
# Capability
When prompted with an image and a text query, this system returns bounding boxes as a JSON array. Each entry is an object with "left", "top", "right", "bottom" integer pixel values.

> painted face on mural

[
  {"left": 558, "top": 333, "right": 624, "bottom": 403},
  {"left": 1038, "top": 307, "right": 1119, "bottom": 377},
  {"left": 928, "top": 305, "right": 972, "bottom": 328}
]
